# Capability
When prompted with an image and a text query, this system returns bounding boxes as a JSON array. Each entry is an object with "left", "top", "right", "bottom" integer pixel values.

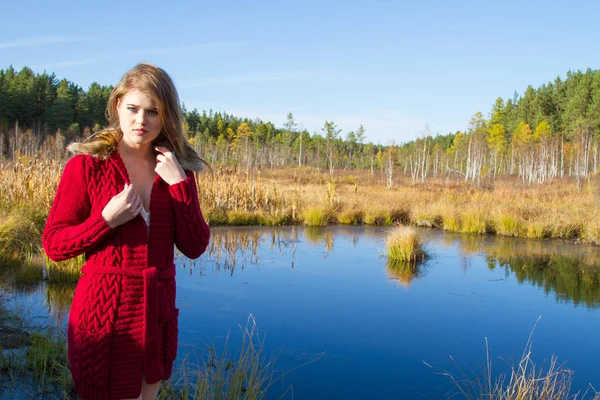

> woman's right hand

[{"left": 101, "top": 184, "right": 143, "bottom": 228}]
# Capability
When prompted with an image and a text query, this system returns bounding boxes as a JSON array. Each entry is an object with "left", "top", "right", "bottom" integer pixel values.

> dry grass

[
  {"left": 158, "top": 314, "right": 321, "bottom": 400},
  {"left": 0, "top": 207, "right": 45, "bottom": 262},
  {"left": 0, "top": 157, "right": 61, "bottom": 211},
  {"left": 385, "top": 226, "right": 428, "bottom": 264},
  {"left": 0, "top": 308, "right": 313, "bottom": 400},
  {"left": 3, "top": 158, "right": 600, "bottom": 266},
  {"left": 427, "top": 319, "right": 600, "bottom": 400}
]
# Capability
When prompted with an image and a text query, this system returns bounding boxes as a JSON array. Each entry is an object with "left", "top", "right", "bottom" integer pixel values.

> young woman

[{"left": 42, "top": 63, "right": 210, "bottom": 400}]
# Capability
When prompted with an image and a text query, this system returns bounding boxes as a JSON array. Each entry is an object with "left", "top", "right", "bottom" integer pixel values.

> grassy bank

[
  {"left": 1, "top": 157, "right": 600, "bottom": 271},
  {"left": 198, "top": 167, "right": 600, "bottom": 245}
]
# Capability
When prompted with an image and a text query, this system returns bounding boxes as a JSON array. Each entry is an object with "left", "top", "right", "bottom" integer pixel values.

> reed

[
  {"left": 0, "top": 157, "right": 61, "bottom": 212},
  {"left": 411, "top": 204, "right": 443, "bottom": 228},
  {"left": 4, "top": 157, "right": 600, "bottom": 252},
  {"left": 495, "top": 212, "right": 524, "bottom": 237},
  {"left": 196, "top": 167, "right": 297, "bottom": 225},
  {"left": 0, "top": 305, "right": 313, "bottom": 400},
  {"left": 337, "top": 208, "right": 365, "bottom": 225},
  {"left": 385, "top": 227, "right": 428, "bottom": 264},
  {"left": 188, "top": 315, "right": 286, "bottom": 399},
  {"left": 526, "top": 221, "right": 552, "bottom": 239},
  {"left": 303, "top": 207, "right": 333, "bottom": 227},
  {"left": 0, "top": 329, "right": 72, "bottom": 398},
  {"left": 0, "top": 207, "right": 45, "bottom": 263},
  {"left": 427, "top": 319, "right": 600, "bottom": 400},
  {"left": 364, "top": 208, "right": 389, "bottom": 225},
  {"left": 44, "top": 254, "right": 84, "bottom": 283},
  {"left": 442, "top": 212, "right": 462, "bottom": 232}
]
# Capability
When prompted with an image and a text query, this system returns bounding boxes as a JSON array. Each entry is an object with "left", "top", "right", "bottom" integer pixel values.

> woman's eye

[
  {"left": 148, "top": 110, "right": 158, "bottom": 116},
  {"left": 127, "top": 106, "right": 137, "bottom": 112}
]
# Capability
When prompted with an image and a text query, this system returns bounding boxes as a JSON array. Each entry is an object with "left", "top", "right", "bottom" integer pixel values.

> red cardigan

[{"left": 42, "top": 151, "right": 210, "bottom": 400}]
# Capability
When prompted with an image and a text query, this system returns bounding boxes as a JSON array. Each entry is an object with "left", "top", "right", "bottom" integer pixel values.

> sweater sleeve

[
  {"left": 168, "top": 170, "right": 210, "bottom": 259},
  {"left": 42, "top": 155, "right": 114, "bottom": 262}
]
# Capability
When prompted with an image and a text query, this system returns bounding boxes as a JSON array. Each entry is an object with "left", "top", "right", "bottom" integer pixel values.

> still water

[{"left": 12, "top": 227, "right": 600, "bottom": 398}]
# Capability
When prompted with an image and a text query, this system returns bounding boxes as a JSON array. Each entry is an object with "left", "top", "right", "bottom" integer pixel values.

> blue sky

[{"left": 1, "top": 0, "right": 599, "bottom": 144}]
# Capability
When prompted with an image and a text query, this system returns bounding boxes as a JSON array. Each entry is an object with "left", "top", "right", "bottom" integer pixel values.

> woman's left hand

[{"left": 155, "top": 146, "right": 186, "bottom": 185}]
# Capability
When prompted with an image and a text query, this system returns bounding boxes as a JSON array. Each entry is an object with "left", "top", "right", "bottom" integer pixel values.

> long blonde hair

[{"left": 68, "top": 63, "right": 206, "bottom": 171}]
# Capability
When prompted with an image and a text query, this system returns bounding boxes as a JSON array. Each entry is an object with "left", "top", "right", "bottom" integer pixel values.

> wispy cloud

[
  {"left": 30, "top": 41, "right": 245, "bottom": 71},
  {"left": 132, "top": 41, "right": 247, "bottom": 57},
  {"left": 180, "top": 71, "right": 311, "bottom": 88},
  {"left": 32, "top": 58, "right": 100, "bottom": 70},
  {"left": 0, "top": 35, "right": 92, "bottom": 49}
]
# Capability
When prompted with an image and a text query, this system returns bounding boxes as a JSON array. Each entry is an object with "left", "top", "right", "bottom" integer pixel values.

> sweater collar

[{"left": 109, "top": 150, "right": 131, "bottom": 185}]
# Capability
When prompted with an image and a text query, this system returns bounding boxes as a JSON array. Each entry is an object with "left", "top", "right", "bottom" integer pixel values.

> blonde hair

[{"left": 68, "top": 63, "right": 207, "bottom": 171}]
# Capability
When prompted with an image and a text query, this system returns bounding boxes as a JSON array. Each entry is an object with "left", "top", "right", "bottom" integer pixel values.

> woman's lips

[{"left": 134, "top": 129, "right": 147, "bottom": 134}]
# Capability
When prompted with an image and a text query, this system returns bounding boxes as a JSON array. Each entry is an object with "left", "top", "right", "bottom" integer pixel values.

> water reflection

[
  {"left": 195, "top": 227, "right": 380, "bottom": 273},
  {"left": 305, "top": 227, "right": 335, "bottom": 252},
  {"left": 5, "top": 228, "right": 600, "bottom": 328},
  {"left": 453, "top": 234, "right": 600, "bottom": 308},
  {"left": 386, "top": 259, "right": 426, "bottom": 288},
  {"left": 198, "top": 228, "right": 600, "bottom": 308},
  {"left": 0, "top": 261, "right": 43, "bottom": 294},
  {"left": 45, "top": 283, "right": 75, "bottom": 327},
  {"left": 184, "top": 227, "right": 304, "bottom": 274},
  {"left": 487, "top": 252, "right": 600, "bottom": 308}
]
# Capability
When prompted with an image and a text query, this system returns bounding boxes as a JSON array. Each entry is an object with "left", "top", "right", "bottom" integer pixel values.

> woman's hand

[
  {"left": 101, "top": 183, "right": 143, "bottom": 228},
  {"left": 155, "top": 146, "right": 186, "bottom": 185}
]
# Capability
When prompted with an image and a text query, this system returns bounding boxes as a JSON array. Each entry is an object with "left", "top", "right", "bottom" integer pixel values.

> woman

[{"left": 42, "top": 63, "right": 210, "bottom": 400}]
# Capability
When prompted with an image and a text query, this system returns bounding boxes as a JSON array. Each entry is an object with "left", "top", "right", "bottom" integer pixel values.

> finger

[
  {"left": 130, "top": 191, "right": 142, "bottom": 208},
  {"left": 125, "top": 194, "right": 140, "bottom": 211},
  {"left": 156, "top": 154, "right": 166, "bottom": 163},
  {"left": 117, "top": 183, "right": 130, "bottom": 196},
  {"left": 125, "top": 184, "right": 138, "bottom": 201},
  {"left": 155, "top": 146, "right": 172, "bottom": 156}
]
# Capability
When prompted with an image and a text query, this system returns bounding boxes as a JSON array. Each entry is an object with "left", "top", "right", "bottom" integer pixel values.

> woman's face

[{"left": 117, "top": 89, "right": 162, "bottom": 148}]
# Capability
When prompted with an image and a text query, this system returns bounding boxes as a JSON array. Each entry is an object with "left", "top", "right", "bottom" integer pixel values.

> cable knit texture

[{"left": 42, "top": 151, "right": 210, "bottom": 400}]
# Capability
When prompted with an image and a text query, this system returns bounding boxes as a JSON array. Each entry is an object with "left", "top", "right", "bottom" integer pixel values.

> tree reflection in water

[
  {"left": 455, "top": 234, "right": 600, "bottom": 309},
  {"left": 35, "top": 228, "right": 600, "bottom": 319}
]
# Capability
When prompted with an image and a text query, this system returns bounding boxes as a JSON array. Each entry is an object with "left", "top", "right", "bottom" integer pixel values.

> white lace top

[{"left": 140, "top": 207, "right": 150, "bottom": 227}]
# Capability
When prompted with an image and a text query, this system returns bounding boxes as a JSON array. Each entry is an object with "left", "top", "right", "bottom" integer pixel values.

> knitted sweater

[{"left": 42, "top": 150, "right": 210, "bottom": 400}]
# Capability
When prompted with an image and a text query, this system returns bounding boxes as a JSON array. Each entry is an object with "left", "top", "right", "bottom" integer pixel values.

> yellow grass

[
  {"left": 3, "top": 158, "right": 600, "bottom": 273},
  {"left": 303, "top": 206, "right": 334, "bottom": 227},
  {"left": 385, "top": 226, "right": 428, "bottom": 264}
]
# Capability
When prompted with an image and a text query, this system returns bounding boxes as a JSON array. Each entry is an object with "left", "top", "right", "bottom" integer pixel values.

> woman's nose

[{"left": 136, "top": 110, "right": 147, "bottom": 124}]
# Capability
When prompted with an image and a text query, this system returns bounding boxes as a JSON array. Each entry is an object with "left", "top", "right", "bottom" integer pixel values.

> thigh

[
  {"left": 142, "top": 376, "right": 161, "bottom": 400},
  {"left": 122, "top": 395, "right": 142, "bottom": 400}
]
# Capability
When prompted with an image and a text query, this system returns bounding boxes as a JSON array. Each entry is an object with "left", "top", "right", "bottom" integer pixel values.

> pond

[{"left": 7, "top": 226, "right": 600, "bottom": 399}]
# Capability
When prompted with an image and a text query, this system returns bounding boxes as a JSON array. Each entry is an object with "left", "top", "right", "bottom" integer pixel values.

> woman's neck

[{"left": 118, "top": 140, "right": 153, "bottom": 161}]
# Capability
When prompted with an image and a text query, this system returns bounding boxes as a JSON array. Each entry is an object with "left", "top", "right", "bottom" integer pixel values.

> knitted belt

[{"left": 81, "top": 264, "right": 176, "bottom": 374}]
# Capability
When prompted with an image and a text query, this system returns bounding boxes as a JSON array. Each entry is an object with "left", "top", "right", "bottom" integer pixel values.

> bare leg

[
  {"left": 141, "top": 375, "right": 161, "bottom": 400},
  {"left": 122, "top": 394, "right": 142, "bottom": 400}
]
